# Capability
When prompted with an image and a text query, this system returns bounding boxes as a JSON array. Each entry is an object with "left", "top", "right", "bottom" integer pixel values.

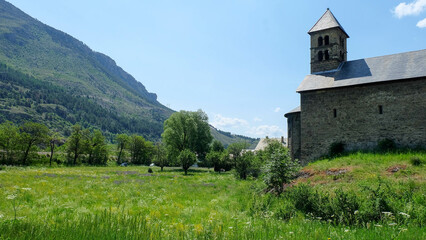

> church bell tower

[{"left": 309, "top": 8, "right": 349, "bottom": 74}]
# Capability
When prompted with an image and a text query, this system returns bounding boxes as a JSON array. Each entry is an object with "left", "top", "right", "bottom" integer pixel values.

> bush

[
  {"left": 328, "top": 141, "right": 345, "bottom": 157},
  {"left": 234, "top": 151, "right": 260, "bottom": 179},
  {"left": 148, "top": 168, "right": 153, "bottom": 173},
  {"left": 410, "top": 157, "right": 422, "bottom": 166},
  {"left": 178, "top": 149, "right": 196, "bottom": 175},
  {"left": 377, "top": 138, "right": 396, "bottom": 152},
  {"left": 263, "top": 148, "right": 299, "bottom": 194}
]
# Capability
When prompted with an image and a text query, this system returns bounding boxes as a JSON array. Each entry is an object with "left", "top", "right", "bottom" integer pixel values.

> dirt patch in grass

[
  {"left": 326, "top": 168, "right": 348, "bottom": 176},
  {"left": 386, "top": 165, "right": 406, "bottom": 173}
]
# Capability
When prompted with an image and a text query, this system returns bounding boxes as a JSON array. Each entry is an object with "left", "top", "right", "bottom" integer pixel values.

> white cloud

[
  {"left": 393, "top": 0, "right": 426, "bottom": 18},
  {"left": 210, "top": 114, "right": 248, "bottom": 128},
  {"left": 253, "top": 117, "right": 263, "bottom": 122},
  {"left": 417, "top": 17, "right": 426, "bottom": 27},
  {"left": 249, "top": 125, "right": 284, "bottom": 138},
  {"left": 274, "top": 107, "right": 281, "bottom": 113}
]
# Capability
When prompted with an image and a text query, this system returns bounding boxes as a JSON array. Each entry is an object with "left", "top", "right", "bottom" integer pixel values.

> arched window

[
  {"left": 318, "top": 51, "right": 323, "bottom": 61},
  {"left": 318, "top": 37, "right": 323, "bottom": 46},
  {"left": 324, "top": 50, "right": 329, "bottom": 60},
  {"left": 324, "top": 35, "right": 329, "bottom": 45}
]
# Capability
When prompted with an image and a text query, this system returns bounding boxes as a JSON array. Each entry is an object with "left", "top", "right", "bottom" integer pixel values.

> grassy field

[{"left": 0, "top": 152, "right": 425, "bottom": 239}]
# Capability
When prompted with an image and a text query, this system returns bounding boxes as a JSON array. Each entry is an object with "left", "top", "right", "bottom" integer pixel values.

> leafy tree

[
  {"left": 66, "top": 124, "right": 88, "bottom": 165},
  {"left": 153, "top": 142, "right": 168, "bottom": 171},
  {"left": 87, "top": 130, "right": 108, "bottom": 165},
  {"left": 129, "top": 135, "right": 154, "bottom": 165},
  {"left": 211, "top": 140, "right": 224, "bottom": 152},
  {"left": 0, "top": 121, "right": 19, "bottom": 164},
  {"left": 115, "top": 134, "right": 130, "bottom": 164},
  {"left": 48, "top": 132, "right": 63, "bottom": 167},
  {"left": 19, "top": 122, "right": 49, "bottom": 165},
  {"left": 206, "top": 151, "right": 224, "bottom": 171},
  {"left": 227, "top": 142, "right": 249, "bottom": 167},
  {"left": 178, "top": 149, "right": 197, "bottom": 175},
  {"left": 234, "top": 151, "right": 261, "bottom": 179},
  {"left": 263, "top": 147, "right": 300, "bottom": 195},
  {"left": 162, "top": 110, "right": 212, "bottom": 160}
]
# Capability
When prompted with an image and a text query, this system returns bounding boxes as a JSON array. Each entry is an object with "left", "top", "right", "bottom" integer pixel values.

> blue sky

[{"left": 7, "top": 0, "right": 426, "bottom": 138}]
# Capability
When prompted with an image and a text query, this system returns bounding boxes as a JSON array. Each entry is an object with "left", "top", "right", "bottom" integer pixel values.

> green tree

[
  {"left": 162, "top": 110, "right": 212, "bottom": 160},
  {"left": 0, "top": 121, "right": 19, "bottom": 164},
  {"left": 211, "top": 140, "right": 224, "bottom": 152},
  {"left": 115, "top": 134, "right": 130, "bottom": 164},
  {"left": 153, "top": 142, "right": 168, "bottom": 171},
  {"left": 227, "top": 142, "right": 249, "bottom": 167},
  {"left": 87, "top": 130, "right": 108, "bottom": 165},
  {"left": 19, "top": 122, "right": 49, "bottom": 165},
  {"left": 67, "top": 124, "right": 88, "bottom": 165},
  {"left": 129, "top": 135, "right": 154, "bottom": 165},
  {"left": 48, "top": 132, "right": 63, "bottom": 167},
  {"left": 234, "top": 151, "right": 261, "bottom": 180},
  {"left": 178, "top": 149, "right": 197, "bottom": 175},
  {"left": 263, "top": 147, "right": 300, "bottom": 195},
  {"left": 206, "top": 151, "right": 224, "bottom": 172}
]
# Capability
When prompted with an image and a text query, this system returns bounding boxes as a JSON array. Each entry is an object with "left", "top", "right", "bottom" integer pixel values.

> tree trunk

[
  {"left": 161, "top": 166, "right": 164, "bottom": 171},
  {"left": 49, "top": 143, "right": 54, "bottom": 167},
  {"left": 117, "top": 147, "right": 123, "bottom": 164},
  {"left": 22, "top": 141, "right": 32, "bottom": 165}
]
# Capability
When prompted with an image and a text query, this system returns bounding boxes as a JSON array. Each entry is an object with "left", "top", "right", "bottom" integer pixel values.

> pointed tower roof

[{"left": 308, "top": 8, "right": 349, "bottom": 37}]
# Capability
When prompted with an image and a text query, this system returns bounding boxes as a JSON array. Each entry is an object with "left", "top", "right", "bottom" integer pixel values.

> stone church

[{"left": 285, "top": 9, "right": 426, "bottom": 164}]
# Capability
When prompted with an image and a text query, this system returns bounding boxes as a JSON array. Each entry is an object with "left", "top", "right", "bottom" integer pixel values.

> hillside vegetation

[
  {"left": 0, "top": 0, "right": 258, "bottom": 145},
  {"left": 0, "top": 151, "right": 424, "bottom": 239}
]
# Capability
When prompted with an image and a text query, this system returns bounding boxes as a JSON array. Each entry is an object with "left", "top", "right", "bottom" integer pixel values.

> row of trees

[{"left": 0, "top": 121, "right": 154, "bottom": 166}]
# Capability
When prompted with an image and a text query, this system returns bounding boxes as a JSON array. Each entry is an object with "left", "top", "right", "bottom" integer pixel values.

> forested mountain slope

[
  {"left": 0, "top": 0, "right": 259, "bottom": 145},
  {"left": 0, "top": 0, "right": 172, "bottom": 140}
]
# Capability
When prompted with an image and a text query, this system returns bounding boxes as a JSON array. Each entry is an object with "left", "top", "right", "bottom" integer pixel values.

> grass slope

[{"left": 0, "top": 152, "right": 424, "bottom": 239}]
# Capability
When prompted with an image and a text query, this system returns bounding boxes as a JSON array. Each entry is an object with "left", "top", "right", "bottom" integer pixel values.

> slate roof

[
  {"left": 308, "top": 9, "right": 349, "bottom": 38},
  {"left": 284, "top": 106, "right": 301, "bottom": 117},
  {"left": 297, "top": 49, "right": 426, "bottom": 92}
]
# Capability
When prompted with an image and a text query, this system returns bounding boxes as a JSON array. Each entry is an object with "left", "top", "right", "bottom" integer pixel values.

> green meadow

[{"left": 0, "top": 152, "right": 425, "bottom": 239}]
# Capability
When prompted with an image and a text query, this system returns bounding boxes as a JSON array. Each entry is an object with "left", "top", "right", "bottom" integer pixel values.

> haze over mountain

[{"left": 0, "top": 0, "right": 258, "bottom": 146}]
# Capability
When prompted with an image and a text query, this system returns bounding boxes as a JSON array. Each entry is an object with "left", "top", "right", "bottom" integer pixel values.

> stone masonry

[{"left": 300, "top": 78, "right": 426, "bottom": 164}]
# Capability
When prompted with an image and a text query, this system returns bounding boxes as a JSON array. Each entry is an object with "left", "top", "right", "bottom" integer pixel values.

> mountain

[
  {"left": 0, "top": 0, "right": 258, "bottom": 146},
  {"left": 210, "top": 126, "right": 259, "bottom": 149}
]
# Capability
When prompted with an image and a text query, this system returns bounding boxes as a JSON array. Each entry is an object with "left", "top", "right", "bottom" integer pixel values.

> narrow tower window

[
  {"left": 325, "top": 50, "right": 329, "bottom": 60},
  {"left": 324, "top": 35, "right": 329, "bottom": 45},
  {"left": 379, "top": 105, "right": 383, "bottom": 114},
  {"left": 318, "top": 37, "right": 323, "bottom": 46},
  {"left": 333, "top": 109, "right": 337, "bottom": 118},
  {"left": 318, "top": 51, "right": 323, "bottom": 61}
]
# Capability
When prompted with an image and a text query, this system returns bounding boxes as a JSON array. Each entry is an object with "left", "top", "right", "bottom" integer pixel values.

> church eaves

[{"left": 308, "top": 8, "right": 349, "bottom": 38}]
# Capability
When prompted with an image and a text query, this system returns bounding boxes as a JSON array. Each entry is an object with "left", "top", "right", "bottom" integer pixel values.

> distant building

[
  {"left": 285, "top": 9, "right": 426, "bottom": 164},
  {"left": 254, "top": 136, "right": 286, "bottom": 151}
]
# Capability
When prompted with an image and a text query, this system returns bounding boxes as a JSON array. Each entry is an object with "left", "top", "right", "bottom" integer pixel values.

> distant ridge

[{"left": 0, "top": 0, "right": 258, "bottom": 145}]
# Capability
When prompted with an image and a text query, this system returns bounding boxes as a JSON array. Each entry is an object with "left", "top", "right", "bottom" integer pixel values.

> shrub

[
  {"left": 234, "top": 151, "right": 260, "bottom": 179},
  {"left": 328, "top": 141, "right": 345, "bottom": 157},
  {"left": 263, "top": 148, "right": 299, "bottom": 195},
  {"left": 377, "top": 138, "right": 396, "bottom": 152},
  {"left": 178, "top": 149, "right": 196, "bottom": 175},
  {"left": 410, "top": 157, "right": 422, "bottom": 166},
  {"left": 148, "top": 168, "right": 153, "bottom": 173}
]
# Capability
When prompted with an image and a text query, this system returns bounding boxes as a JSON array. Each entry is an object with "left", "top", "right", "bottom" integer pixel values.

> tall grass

[{"left": 0, "top": 151, "right": 425, "bottom": 239}]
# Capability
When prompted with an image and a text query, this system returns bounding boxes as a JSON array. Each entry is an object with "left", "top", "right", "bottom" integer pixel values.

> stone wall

[
  {"left": 300, "top": 78, "right": 426, "bottom": 164},
  {"left": 286, "top": 112, "right": 301, "bottom": 161}
]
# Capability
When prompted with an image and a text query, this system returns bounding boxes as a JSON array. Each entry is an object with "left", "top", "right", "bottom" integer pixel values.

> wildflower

[
  {"left": 246, "top": 222, "right": 251, "bottom": 225},
  {"left": 388, "top": 223, "right": 397, "bottom": 226},
  {"left": 6, "top": 194, "right": 16, "bottom": 200},
  {"left": 354, "top": 210, "right": 359, "bottom": 215},
  {"left": 382, "top": 211, "right": 392, "bottom": 216},
  {"left": 228, "top": 227, "right": 233, "bottom": 229},
  {"left": 344, "top": 229, "right": 350, "bottom": 232},
  {"left": 0, "top": 213, "right": 3, "bottom": 218},
  {"left": 289, "top": 232, "right": 294, "bottom": 234},
  {"left": 374, "top": 224, "right": 382, "bottom": 227},
  {"left": 399, "top": 212, "right": 410, "bottom": 218},
  {"left": 22, "top": 188, "right": 32, "bottom": 191},
  {"left": 399, "top": 228, "right": 408, "bottom": 232}
]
